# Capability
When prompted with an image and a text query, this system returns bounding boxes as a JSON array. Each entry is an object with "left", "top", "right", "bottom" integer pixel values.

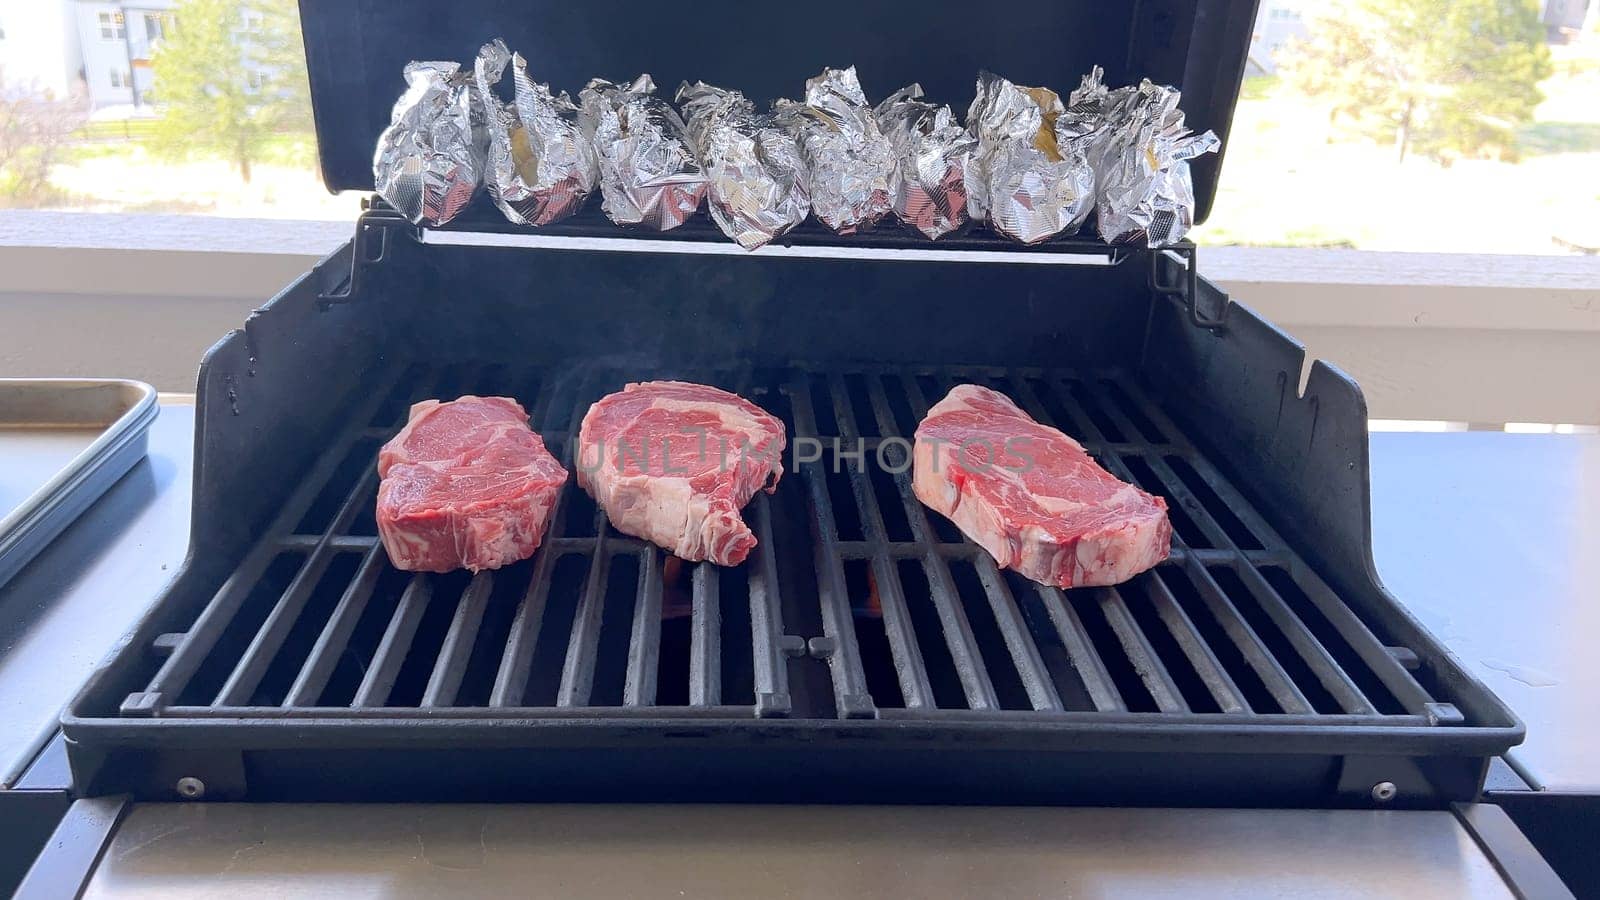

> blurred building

[
  {"left": 1541, "top": 0, "right": 1592, "bottom": 42},
  {"left": 1247, "top": 0, "right": 1309, "bottom": 75},
  {"left": 73, "top": 1, "right": 176, "bottom": 110},
  {"left": 0, "top": 0, "right": 212, "bottom": 113}
]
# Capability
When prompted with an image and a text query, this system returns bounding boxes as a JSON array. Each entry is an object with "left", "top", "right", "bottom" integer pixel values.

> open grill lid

[{"left": 298, "top": 0, "right": 1258, "bottom": 227}]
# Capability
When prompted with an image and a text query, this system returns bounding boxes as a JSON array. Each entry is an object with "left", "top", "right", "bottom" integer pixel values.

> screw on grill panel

[
  {"left": 175, "top": 777, "right": 206, "bottom": 799},
  {"left": 1371, "top": 781, "right": 1398, "bottom": 803}
]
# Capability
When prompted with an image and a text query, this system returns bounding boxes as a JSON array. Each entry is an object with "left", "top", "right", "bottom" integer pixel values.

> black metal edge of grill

[{"left": 56, "top": 224, "right": 1522, "bottom": 807}]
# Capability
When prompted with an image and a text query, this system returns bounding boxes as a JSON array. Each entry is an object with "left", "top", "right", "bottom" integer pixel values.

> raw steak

[
  {"left": 913, "top": 384, "right": 1170, "bottom": 588},
  {"left": 376, "top": 396, "right": 568, "bottom": 573},
  {"left": 577, "top": 381, "right": 786, "bottom": 566}
]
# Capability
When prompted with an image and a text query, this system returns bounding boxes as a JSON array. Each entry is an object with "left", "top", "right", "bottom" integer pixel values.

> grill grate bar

[
  {"left": 828, "top": 374, "right": 934, "bottom": 710},
  {"left": 1028, "top": 375, "right": 1365, "bottom": 714},
  {"left": 788, "top": 377, "right": 876, "bottom": 718},
  {"left": 1036, "top": 584, "right": 1127, "bottom": 712},
  {"left": 488, "top": 377, "right": 584, "bottom": 708},
  {"left": 824, "top": 542, "right": 1279, "bottom": 568},
  {"left": 126, "top": 361, "right": 1473, "bottom": 737},
  {"left": 135, "top": 373, "right": 401, "bottom": 708},
  {"left": 971, "top": 554, "right": 1064, "bottom": 711},
  {"left": 557, "top": 515, "right": 610, "bottom": 707},
  {"left": 283, "top": 541, "right": 389, "bottom": 707},
  {"left": 352, "top": 574, "right": 432, "bottom": 707},
  {"left": 623, "top": 550, "right": 664, "bottom": 707},
  {"left": 1136, "top": 570, "right": 1248, "bottom": 713},
  {"left": 281, "top": 534, "right": 379, "bottom": 552},
  {"left": 488, "top": 370, "right": 596, "bottom": 707},
  {"left": 1181, "top": 561, "right": 1313, "bottom": 713},
  {"left": 152, "top": 704, "right": 1430, "bottom": 724},
  {"left": 1097, "top": 586, "right": 1188, "bottom": 713},
  {"left": 1041, "top": 376, "right": 1376, "bottom": 713},
  {"left": 689, "top": 561, "right": 721, "bottom": 706},
  {"left": 897, "top": 373, "right": 1002, "bottom": 711},
  {"left": 488, "top": 549, "right": 561, "bottom": 707},
  {"left": 1110, "top": 379, "right": 1442, "bottom": 718},
  {"left": 420, "top": 572, "right": 493, "bottom": 707},
  {"left": 1232, "top": 562, "right": 1377, "bottom": 715},
  {"left": 746, "top": 494, "right": 793, "bottom": 716},
  {"left": 691, "top": 560, "right": 729, "bottom": 701},
  {"left": 159, "top": 704, "right": 774, "bottom": 720},
  {"left": 213, "top": 465, "right": 380, "bottom": 707},
  {"left": 1070, "top": 380, "right": 1377, "bottom": 715}
]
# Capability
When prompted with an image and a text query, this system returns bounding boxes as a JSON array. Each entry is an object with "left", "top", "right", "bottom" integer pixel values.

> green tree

[
  {"left": 1283, "top": 0, "right": 1552, "bottom": 162},
  {"left": 149, "top": 0, "right": 312, "bottom": 182}
]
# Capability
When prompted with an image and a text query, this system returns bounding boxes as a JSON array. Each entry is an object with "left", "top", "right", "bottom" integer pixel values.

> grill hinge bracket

[
  {"left": 1150, "top": 245, "right": 1228, "bottom": 330},
  {"left": 318, "top": 207, "right": 418, "bottom": 306}
]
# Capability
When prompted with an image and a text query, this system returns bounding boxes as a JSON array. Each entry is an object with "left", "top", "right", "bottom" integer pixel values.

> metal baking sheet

[{"left": 0, "top": 379, "right": 158, "bottom": 589}]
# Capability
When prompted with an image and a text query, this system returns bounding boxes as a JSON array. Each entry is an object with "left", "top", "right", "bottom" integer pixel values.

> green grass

[
  {"left": 1238, "top": 75, "right": 1280, "bottom": 101},
  {"left": 1516, "top": 121, "right": 1600, "bottom": 155},
  {"left": 73, "top": 118, "right": 162, "bottom": 142}
]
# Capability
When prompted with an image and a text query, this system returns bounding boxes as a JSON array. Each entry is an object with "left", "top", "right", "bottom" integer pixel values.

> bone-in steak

[
  {"left": 577, "top": 381, "right": 786, "bottom": 566},
  {"left": 377, "top": 396, "right": 569, "bottom": 573},
  {"left": 913, "top": 384, "right": 1170, "bottom": 588}
]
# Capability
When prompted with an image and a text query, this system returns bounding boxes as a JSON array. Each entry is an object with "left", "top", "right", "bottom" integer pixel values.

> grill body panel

[{"left": 63, "top": 234, "right": 1521, "bottom": 804}]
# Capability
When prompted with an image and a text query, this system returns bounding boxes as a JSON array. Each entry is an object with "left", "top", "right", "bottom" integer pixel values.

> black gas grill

[{"left": 61, "top": 0, "right": 1520, "bottom": 806}]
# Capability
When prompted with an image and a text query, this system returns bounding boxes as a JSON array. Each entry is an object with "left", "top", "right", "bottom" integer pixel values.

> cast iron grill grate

[{"left": 116, "top": 363, "right": 1465, "bottom": 729}]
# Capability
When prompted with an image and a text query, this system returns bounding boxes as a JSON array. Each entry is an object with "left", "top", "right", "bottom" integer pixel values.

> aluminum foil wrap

[
  {"left": 372, "top": 61, "right": 484, "bottom": 227},
  {"left": 474, "top": 39, "right": 598, "bottom": 226},
  {"left": 965, "top": 71, "right": 1095, "bottom": 244},
  {"left": 773, "top": 67, "right": 893, "bottom": 235},
  {"left": 873, "top": 84, "right": 976, "bottom": 240},
  {"left": 578, "top": 75, "right": 708, "bottom": 231},
  {"left": 676, "top": 81, "right": 810, "bottom": 250},
  {"left": 1078, "top": 72, "right": 1219, "bottom": 247}
]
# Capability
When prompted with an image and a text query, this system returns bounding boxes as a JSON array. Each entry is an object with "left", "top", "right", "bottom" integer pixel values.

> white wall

[
  {"left": 0, "top": 0, "right": 81, "bottom": 99},
  {"left": 2, "top": 213, "right": 1598, "bottom": 425}
]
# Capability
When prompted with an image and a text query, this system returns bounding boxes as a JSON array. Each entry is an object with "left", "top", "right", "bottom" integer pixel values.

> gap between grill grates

[{"left": 117, "top": 363, "right": 1463, "bottom": 729}]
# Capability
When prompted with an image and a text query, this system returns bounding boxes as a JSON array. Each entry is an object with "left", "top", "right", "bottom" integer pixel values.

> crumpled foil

[
  {"left": 772, "top": 67, "right": 893, "bottom": 235},
  {"left": 965, "top": 71, "right": 1095, "bottom": 244},
  {"left": 676, "top": 81, "right": 810, "bottom": 250},
  {"left": 372, "top": 61, "right": 484, "bottom": 226},
  {"left": 873, "top": 84, "right": 976, "bottom": 240},
  {"left": 1074, "top": 69, "right": 1219, "bottom": 247},
  {"left": 578, "top": 75, "right": 708, "bottom": 231},
  {"left": 474, "top": 39, "right": 598, "bottom": 226}
]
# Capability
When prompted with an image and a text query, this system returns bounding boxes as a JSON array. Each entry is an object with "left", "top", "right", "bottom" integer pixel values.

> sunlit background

[{"left": 0, "top": 0, "right": 1595, "bottom": 253}]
